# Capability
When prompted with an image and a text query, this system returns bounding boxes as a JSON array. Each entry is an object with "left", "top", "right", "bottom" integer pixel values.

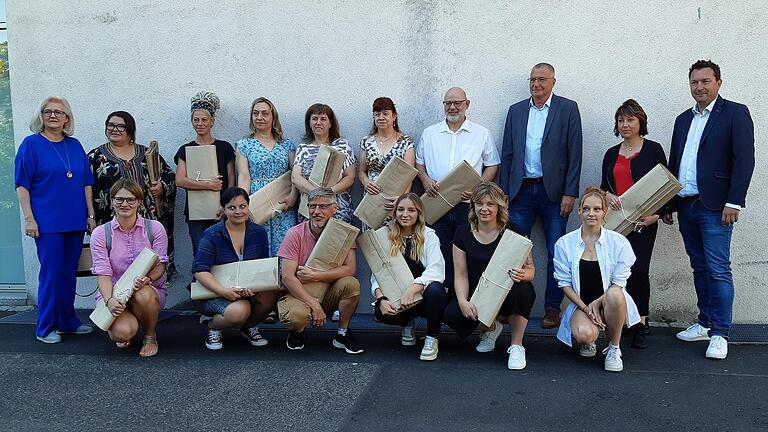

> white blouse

[
  {"left": 553, "top": 227, "right": 640, "bottom": 346},
  {"left": 370, "top": 226, "right": 445, "bottom": 296}
]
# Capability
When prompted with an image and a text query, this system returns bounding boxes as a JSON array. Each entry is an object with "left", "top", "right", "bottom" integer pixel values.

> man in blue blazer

[
  {"left": 664, "top": 60, "right": 755, "bottom": 360},
  {"left": 499, "top": 63, "right": 582, "bottom": 328}
]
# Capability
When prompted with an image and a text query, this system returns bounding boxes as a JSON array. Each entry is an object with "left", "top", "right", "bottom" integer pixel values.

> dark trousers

[
  {"left": 625, "top": 222, "right": 658, "bottom": 316},
  {"left": 188, "top": 219, "right": 217, "bottom": 258},
  {"left": 430, "top": 202, "right": 470, "bottom": 291},
  {"left": 507, "top": 183, "right": 568, "bottom": 312},
  {"left": 373, "top": 282, "right": 448, "bottom": 337},
  {"left": 443, "top": 282, "right": 536, "bottom": 338},
  {"left": 34, "top": 231, "right": 85, "bottom": 337}
]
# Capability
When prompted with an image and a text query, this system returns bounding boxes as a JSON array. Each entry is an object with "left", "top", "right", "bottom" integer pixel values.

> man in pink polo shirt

[{"left": 277, "top": 188, "right": 363, "bottom": 354}]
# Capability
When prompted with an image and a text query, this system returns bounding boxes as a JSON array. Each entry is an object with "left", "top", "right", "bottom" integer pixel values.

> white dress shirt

[
  {"left": 370, "top": 226, "right": 445, "bottom": 296},
  {"left": 553, "top": 227, "right": 640, "bottom": 346},
  {"left": 524, "top": 93, "right": 553, "bottom": 178},
  {"left": 416, "top": 118, "right": 500, "bottom": 182}
]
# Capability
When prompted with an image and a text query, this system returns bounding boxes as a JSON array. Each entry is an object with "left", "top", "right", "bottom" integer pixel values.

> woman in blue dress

[
  {"left": 236, "top": 97, "right": 298, "bottom": 257},
  {"left": 15, "top": 96, "right": 96, "bottom": 343}
]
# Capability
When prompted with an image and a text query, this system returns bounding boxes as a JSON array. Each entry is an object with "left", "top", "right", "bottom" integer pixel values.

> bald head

[{"left": 443, "top": 87, "right": 470, "bottom": 128}]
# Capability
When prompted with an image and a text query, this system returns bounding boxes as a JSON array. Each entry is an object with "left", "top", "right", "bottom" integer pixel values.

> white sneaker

[
  {"left": 331, "top": 310, "right": 340, "bottom": 322},
  {"left": 507, "top": 345, "right": 526, "bottom": 370},
  {"left": 676, "top": 323, "right": 711, "bottom": 342},
  {"left": 476, "top": 321, "right": 504, "bottom": 353},
  {"left": 420, "top": 336, "right": 438, "bottom": 361},
  {"left": 579, "top": 342, "right": 597, "bottom": 357},
  {"left": 705, "top": 335, "right": 728, "bottom": 359},
  {"left": 401, "top": 326, "right": 416, "bottom": 346},
  {"left": 603, "top": 345, "right": 623, "bottom": 372}
]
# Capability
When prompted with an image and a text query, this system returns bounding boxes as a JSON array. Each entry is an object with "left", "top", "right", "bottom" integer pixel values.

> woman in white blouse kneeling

[{"left": 553, "top": 186, "right": 640, "bottom": 372}]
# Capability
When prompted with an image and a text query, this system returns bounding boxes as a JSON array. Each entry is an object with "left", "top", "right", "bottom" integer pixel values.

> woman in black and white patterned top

[
  {"left": 292, "top": 103, "right": 356, "bottom": 223},
  {"left": 358, "top": 97, "right": 415, "bottom": 226}
]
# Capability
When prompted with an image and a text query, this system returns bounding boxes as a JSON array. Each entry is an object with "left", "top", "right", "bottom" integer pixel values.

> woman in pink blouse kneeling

[{"left": 90, "top": 178, "right": 168, "bottom": 357}]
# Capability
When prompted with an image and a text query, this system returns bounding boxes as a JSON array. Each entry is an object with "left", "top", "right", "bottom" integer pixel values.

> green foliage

[{"left": 0, "top": 41, "right": 17, "bottom": 211}]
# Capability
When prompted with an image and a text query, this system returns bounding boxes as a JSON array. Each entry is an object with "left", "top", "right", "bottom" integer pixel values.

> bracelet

[
  {"left": 105, "top": 296, "right": 113, "bottom": 308},
  {"left": 375, "top": 296, "right": 389, "bottom": 307}
]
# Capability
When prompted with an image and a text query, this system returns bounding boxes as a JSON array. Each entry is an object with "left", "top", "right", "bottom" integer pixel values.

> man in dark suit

[
  {"left": 664, "top": 60, "right": 755, "bottom": 360},
  {"left": 499, "top": 63, "right": 582, "bottom": 328}
]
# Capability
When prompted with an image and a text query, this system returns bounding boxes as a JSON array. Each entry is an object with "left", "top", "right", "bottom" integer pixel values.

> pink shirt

[{"left": 90, "top": 215, "right": 169, "bottom": 306}]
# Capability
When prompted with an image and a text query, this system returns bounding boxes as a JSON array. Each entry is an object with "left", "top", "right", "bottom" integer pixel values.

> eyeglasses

[
  {"left": 528, "top": 77, "right": 554, "bottom": 84},
  {"left": 308, "top": 203, "right": 335, "bottom": 211},
  {"left": 442, "top": 100, "right": 467, "bottom": 108},
  {"left": 42, "top": 109, "right": 67, "bottom": 118},
  {"left": 113, "top": 197, "right": 138, "bottom": 205},
  {"left": 106, "top": 123, "right": 128, "bottom": 132}
]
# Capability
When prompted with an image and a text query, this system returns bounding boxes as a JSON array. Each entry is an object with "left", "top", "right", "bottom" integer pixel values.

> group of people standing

[{"left": 15, "top": 59, "right": 754, "bottom": 369}]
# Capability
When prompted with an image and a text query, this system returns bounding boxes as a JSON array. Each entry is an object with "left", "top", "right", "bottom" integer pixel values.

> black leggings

[
  {"left": 373, "top": 282, "right": 448, "bottom": 337},
  {"left": 443, "top": 282, "right": 536, "bottom": 338},
  {"left": 625, "top": 222, "right": 658, "bottom": 316}
]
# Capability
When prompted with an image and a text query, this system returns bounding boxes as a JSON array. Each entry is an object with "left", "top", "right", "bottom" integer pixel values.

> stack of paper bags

[
  {"left": 358, "top": 226, "right": 417, "bottom": 310},
  {"left": 90, "top": 248, "right": 160, "bottom": 331},
  {"left": 303, "top": 218, "right": 359, "bottom": 301},
  {"left": 604, "top": 164, "right": 682, "bottom": 236},
  {"left": 421, "top": 160, "right": 483, "bottom": 225},
  {"left": 249, "top": 171, "right": 293, "bottom": 224},
  {"left": 469, "top": 230, "right": 533, "bottom": 327},
  {"left": 298, "top": 145, "right": 347, "bottom": 219},
  {"left": 186, "top": 145, "right": 220, "bottom": 220},
  {"left": 354, "top": 156, "right": 418, "bottom": 228},
  {"left": 190, "top": 257, "right": 280, "bottom": 300}
]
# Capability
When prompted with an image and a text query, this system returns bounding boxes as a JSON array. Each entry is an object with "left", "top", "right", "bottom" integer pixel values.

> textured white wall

[{"left": 7, "top": 0, "right": 767, "bottom": 323}]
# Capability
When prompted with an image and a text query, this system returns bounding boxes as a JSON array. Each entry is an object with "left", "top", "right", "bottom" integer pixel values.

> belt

[
  {"left": 522, "top": 177, "right": 544, "bottom": 185},
  {"left": 679, "top": 194, "right": 700, "bottom": 203}
]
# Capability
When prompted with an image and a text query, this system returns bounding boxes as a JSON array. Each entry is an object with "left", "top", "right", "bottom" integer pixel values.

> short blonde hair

[
  {"left": 29, "top": 96, "right": 75, "bottom": 136},
  {"left": 468, "top": 182, "right": 509, "bottom": 231}
]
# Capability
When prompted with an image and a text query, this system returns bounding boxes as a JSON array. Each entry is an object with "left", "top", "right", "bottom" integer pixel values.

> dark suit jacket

[
  {"left": 668, "top": 96, "right": 755, "bottom": 211},
  {"left": 499, "top": 94, "right": 582, "bottom": 202}
]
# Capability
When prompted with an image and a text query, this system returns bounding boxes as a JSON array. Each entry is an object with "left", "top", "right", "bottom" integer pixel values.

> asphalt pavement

[{"left": 1, "top": 312, "right": 766, "bottom": 432}]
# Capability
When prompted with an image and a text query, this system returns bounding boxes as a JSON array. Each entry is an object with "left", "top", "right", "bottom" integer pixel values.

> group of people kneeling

[{"left": 95, "top": 177, "right": 639, "bottom": 373}]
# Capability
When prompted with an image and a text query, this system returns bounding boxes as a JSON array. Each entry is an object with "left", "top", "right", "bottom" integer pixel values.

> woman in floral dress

[
  {"left": 236, "top": 97, "right": 298, "bottom": 256},
  {"left": 88, "top": 111, "right": 178, "bottom": 277},
  {"left": 292, "top": 103, "right": 356, "bottom": 223}
]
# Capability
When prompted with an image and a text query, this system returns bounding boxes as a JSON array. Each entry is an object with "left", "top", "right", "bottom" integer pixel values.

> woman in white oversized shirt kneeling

[{"left": 553, "top": 186, "right": 640, "bottom": 372}]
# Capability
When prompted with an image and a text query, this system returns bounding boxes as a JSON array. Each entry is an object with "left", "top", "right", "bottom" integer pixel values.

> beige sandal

[{"left": 139, "top": 335, "right": 159, "bottom": 357}]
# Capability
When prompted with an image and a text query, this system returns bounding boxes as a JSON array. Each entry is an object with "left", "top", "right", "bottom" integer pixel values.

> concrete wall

[{"left": 7, "top": 0, "right": 767, "bottom": 323}]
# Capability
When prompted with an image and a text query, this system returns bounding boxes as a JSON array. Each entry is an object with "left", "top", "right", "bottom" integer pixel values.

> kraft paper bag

[
  {"left": 145, "top": 140, "right": 164, "bottom": 217},
  {"left": 354, "top": 156, "right": 418, "bottom": 229},
  {"left": 357, "top": 227, "right": 419, "bottom": 310},
  {"left": 90, "top": 248, "right": 160, "bottom": 331},
  {"left": 604, "top": 164, "right": 682, "bottom": 236},
  {"left": 190, "top": 257, "right": 280, "bottom": 300},
  {"left": 469, "top": 230, "right": 533, "bottom": 327},
  {"left": 186, "top": 145, "right": 220, "bottom": 220},
  {"left": 298, "top": 145, "right": 347, "bottom": 219},
  {"left": 249, "top": 172, "right": 293, "bottom": 225},
  {"left": 302, "top": 218, "right": 359, "bottom": 301},
  {"left": 421, "top": 160, "right": 483, "bottom": 225}
]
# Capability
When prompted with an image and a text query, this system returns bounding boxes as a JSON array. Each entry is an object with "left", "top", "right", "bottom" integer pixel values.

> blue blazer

[
  {"left": 499, "top": 94, "right": 583, "bottom": 202},
  {"left": 668, "top": 96, "right": 755, "bottom": 211}
]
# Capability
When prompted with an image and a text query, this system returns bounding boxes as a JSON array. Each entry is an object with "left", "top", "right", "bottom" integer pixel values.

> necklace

[{"left": 48, "top": 139, "right": 73, "bottom": 179}]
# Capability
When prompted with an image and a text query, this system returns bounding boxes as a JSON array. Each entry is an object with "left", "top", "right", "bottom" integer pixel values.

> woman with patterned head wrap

[
  {"left": 174, "top": 91, "right": 236, "bottom": 260},
  {"left": 87, "top": 111, "right": 178, "bottom": 277}
]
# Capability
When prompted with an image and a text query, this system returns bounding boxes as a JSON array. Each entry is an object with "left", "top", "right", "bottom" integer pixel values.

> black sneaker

[
  {"left": 332, "top": 330, "right": 364, "bottom": 354},
  {"left": 631, "top": 323, "right": 649, "bottom": 349},
  {"left": 286, "top": 331, "right": 304, "bottom": 350}
]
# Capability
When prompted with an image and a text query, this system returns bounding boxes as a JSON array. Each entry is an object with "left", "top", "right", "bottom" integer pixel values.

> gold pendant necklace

[{"left": 48, "top": 138, "right": 73, "bottom": 179}]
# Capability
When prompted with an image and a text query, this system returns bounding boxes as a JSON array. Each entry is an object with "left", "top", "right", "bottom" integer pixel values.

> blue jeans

[
  {"left": 430, "top": 202, "right": 470, "bottom": 292},
  {"left": 508, "top": 183, "right": 568, "bottom": 313},
  {"left": 188, "top": 219, "right": 217, "bottom": 258},
  {"left": 677, "top": 200, "right": 734, "bottom": 338}
]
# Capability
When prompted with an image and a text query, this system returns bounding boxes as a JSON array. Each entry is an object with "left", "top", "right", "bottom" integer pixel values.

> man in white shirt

[
  {"left": 416, "top": 87, "right": 500, "bottom": 290},
  {"left": 664, "top": 60, "right": 755, "bottom": 360}
]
